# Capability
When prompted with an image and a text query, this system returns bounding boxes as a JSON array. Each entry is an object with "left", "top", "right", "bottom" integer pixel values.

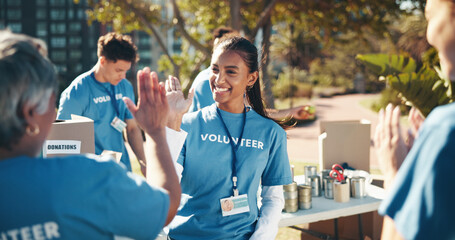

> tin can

[
  {"left": 304, "top": 165, "right": 317, "bottom": 183},
  {"left": 299, "top": 201, "right": 312, "bottom": 210},
  {"left": 323, "top": 176, "right": 334, "bottom": 199},
  {"left": 321, "top": 169, "right": 331, "bottom": 189},
  {"left": 297, "top": 184, "right": 312, "bottom": 210},
  {"left": 298, "top": 184, "right": 312, "bottom": 197},
  {"left": 308, "top": 175, "right": 321, "bottom": 197},
  {"left": 334, "top": 181, "right": 350, "bottom": 203},
  {"left": 283, "top": 182, "right": 298, "bottom": 212},
  {"left": 350, "top": 176, "right": 366, "bottom": 198}
]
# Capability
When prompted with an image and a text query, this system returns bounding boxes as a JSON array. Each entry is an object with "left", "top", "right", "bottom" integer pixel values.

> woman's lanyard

[
  {"left": 90, "top": 72, "right": 120, "bottom": 116},
  {"left": 216, "top": 106, "right": 247, "bottom": 196}
]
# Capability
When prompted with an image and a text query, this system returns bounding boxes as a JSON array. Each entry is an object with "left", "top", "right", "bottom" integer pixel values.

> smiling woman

[
  {"left": 167, "top": 36, "right": 292, "bottom": 240},
  {"left": 210, "top": 50, "right": 257, "bottom": 113}
]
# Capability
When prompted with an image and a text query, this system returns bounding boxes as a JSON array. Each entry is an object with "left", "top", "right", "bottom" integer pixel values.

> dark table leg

[
  {"left": 334, "top": 218, "right": 339, "bottom": 240},
  {"left": 358, "top": 214, "right": 364, "bottom": 240}
]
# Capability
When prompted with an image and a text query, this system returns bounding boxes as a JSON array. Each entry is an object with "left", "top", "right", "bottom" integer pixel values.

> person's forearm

[
  {"left": 250, "top": 186, "right": 284, "bottom": 240},
  {"left": 145, "top": 131, "right": 181, "bottom": 226},
  {"left": 127, "top": 126, "right": 146, "bottom": 163},
  {"left": 266, "top": 108, "right": 292, "bottom": 120},
  {"left": 381, "top": 216, "right": 405, "bottom": 240},
  {"left": 167, "top": 113, "right": 184, "bottom": 131}
]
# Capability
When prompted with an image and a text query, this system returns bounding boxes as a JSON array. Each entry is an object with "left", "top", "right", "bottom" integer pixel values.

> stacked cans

[
  {"left": 283, "top": 182, "right": 298, "bottom": 212},
  {"left": 298, "top": 184, "right": 312, "bottom": 209},
  {"left": 321, "top": 169, "right": 331, "bottom": 188},
  {"left": 323, "top": 176, "right": 334, "bottom": 199},
  {"left": 304, "top": 166, "right": 317, "bottom": 184},
  {"left": 308, "top": 175, "right": 321, "bottom": 197}
]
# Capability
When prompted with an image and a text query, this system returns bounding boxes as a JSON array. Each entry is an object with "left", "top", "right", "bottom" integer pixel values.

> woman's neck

[{"left": 216, "top": 102, "right": 245, "bottom": 114}]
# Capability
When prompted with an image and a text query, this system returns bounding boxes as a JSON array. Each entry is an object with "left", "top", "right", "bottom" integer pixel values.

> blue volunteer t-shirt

[
  {"left": 57, "top": 70, "right": 135, "bottom": 171},
  {"left": 379, "top": 102, "right": 455, "bottom": 240},
  {"left": 0, "top": 154, "right": 169, "bottom": 239},
  {"left": 188, "top": 68, "right": 214, "bottom": 113},
  {"left": 168, "top": 104, "right": 292, "bottom": 240}
]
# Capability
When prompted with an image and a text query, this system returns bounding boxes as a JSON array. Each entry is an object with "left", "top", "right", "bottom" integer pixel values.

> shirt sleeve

[
  {"left": 104, "top": 163, "right": 170, "bottom": 239},
  {"left": 123, "top": 81, "right": 135, "bottom": 120},
  {"left": 378, "top": 124, "right": 455, "bottom": 240},
  {"left": 57, "top": 87, "right": 84, "bottom": 120},
  {"left": 166, "top": 127, "right": 187, "bottom": 181},
  {"left": 250, "top": 185, "right": 284, "bottom": 240},
  {"left": 261, "top": 129, "right": 292, "bottom": 186}
]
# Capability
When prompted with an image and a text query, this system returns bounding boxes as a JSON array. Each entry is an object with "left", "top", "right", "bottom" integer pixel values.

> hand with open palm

[
  {"left": 165, "top": 75, "right": 194, "bottom": 130},
  {"left": 123, "top": 67, "right": 169, "bottom": 138},
  {"left": 374, "top": 104, "right": 408, "bottom": 189}
]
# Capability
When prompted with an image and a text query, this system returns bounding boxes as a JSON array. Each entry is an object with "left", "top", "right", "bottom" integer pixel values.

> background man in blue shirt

[{"left": 57, "top": 32, "right": 146, "bottom": 174}]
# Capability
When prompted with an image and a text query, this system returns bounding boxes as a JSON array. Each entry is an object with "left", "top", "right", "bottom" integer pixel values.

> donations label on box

[
  {"left": 43, "top": 115, "right": 95, "bottom": 157},
  {"left": 44, "top": 140, "right": 81, "bottom": 155}
]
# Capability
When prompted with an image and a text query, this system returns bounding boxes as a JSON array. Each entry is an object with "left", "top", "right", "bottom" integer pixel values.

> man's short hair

[{"left": 97, "top": 32, "right": 139, "bottom": 63}]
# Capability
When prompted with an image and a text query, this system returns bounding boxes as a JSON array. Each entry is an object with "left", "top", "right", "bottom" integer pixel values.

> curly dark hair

[{"left": 97, "top": 32, "right": 139, "bottom": 63}]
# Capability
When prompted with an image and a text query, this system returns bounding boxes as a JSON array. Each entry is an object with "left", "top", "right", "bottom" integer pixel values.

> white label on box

[{"left": 44, "top": 140, "right": 81, "bottom": 155}]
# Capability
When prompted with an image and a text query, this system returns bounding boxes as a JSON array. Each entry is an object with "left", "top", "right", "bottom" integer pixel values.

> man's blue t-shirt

[
  {"left": 379, "top": 102, "right": 455, "bottom": 240},
  {"left": 57, "top": 70, "right": 135, "bottom": 171},
  {"left": 0, "top": 155, "right": 169, "bottom": 239},
  {"left": 168, "top": 104, "right": 292, "bottom": 240},
  {"left": 188, "top": 68, "right": 214, "bottom": 113}
]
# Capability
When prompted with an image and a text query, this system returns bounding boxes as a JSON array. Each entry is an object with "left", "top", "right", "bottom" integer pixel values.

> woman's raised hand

[
  {"left": 165, "top": 75, "right": 194, "bottom": 115},
  {"left": 165, "top": 75, "right": 194, "bottom": 130}
]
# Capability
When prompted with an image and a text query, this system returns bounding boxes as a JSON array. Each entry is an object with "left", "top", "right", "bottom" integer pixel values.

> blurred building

[{"left": 0, "top": 0, "right": 181, "bottom": 93}]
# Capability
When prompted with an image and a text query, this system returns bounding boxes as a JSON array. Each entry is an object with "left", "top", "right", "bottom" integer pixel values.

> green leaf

[
  {"left": 356, "top": 54, "right": 416, "bottom": 76},
  {"left": 359, "top": 53, "right": 454, "bottom": 117}
]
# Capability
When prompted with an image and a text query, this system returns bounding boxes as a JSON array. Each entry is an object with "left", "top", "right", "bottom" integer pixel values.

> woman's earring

[{"left": 26, "top": 124, "right": 40, "bottom": 136}]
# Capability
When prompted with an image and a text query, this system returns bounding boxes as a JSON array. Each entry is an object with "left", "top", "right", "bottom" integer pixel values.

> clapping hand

[
  {"left": 123, "top": 67, "right": 169, "bottom": 137},
  {"left": 374, "top": 104, "right": 408, "bottom": 189},
  {"left": 405, "top": 107, "right": 425, "bottom": 149},
  {"left": 164, "top": 75, "right": 194, "bottom": 130}
]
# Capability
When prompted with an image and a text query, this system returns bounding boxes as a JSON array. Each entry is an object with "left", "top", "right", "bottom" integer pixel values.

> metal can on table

[
  {"left": 321, "top": 169, "right": 331, "bottom": 190},
  {"left": 283, "top": 182, "right": 298, "bottom": 212},
  {"left": 297, "top": 184, "right": 312, "bottom": 210},
  {"left": 308, "top": 175, "right": 321, "bottom": 197},
  {"left": 304, "top": 165, "right": 317, "bottom": 183},
  {"left": 350, "top": 176, "right": 366, "bottom": 198},
  {"left": 323, "top": 176, "right": 334, "bottom": 199}
]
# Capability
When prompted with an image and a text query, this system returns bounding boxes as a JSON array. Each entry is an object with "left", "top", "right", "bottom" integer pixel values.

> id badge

[
  {"left": 111, "top": 116, "right": 127, "bottom": 132},
  {"left": 220, "top": 194, "right": 250, "bottom": 217}
]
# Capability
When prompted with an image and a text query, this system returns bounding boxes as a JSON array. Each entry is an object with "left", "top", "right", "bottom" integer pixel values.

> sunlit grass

[{"left": 274, "top": 97, "right": 311, "bottom": 110}]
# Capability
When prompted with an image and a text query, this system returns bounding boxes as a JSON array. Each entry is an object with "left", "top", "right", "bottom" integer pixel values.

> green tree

[{"left": 83, "top": 0, "right": 423, "bottom": 103}]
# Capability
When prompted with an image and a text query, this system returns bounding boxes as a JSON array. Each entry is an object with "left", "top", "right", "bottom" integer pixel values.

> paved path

[{"left": 286, "top": 93, "right": 380, "bottom": 170}]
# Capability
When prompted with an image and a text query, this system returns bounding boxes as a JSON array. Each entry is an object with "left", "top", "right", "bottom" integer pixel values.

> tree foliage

[
  {"left": 82, "top": 0, "right": 424, "bottom": 103},
  {"left": 357, "top": 53, "right": 453, "bottom": 117}
]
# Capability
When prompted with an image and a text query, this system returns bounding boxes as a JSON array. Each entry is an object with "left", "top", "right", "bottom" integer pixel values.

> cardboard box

[
  {"left": 43, "top": 115, "right": 95, "bottom": 157},
  {"left": 318, "top": 120, "right": 371, "bottom": 172},
  {"left": 302, "top": 211, "right": 382, "bottom": 240}
]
